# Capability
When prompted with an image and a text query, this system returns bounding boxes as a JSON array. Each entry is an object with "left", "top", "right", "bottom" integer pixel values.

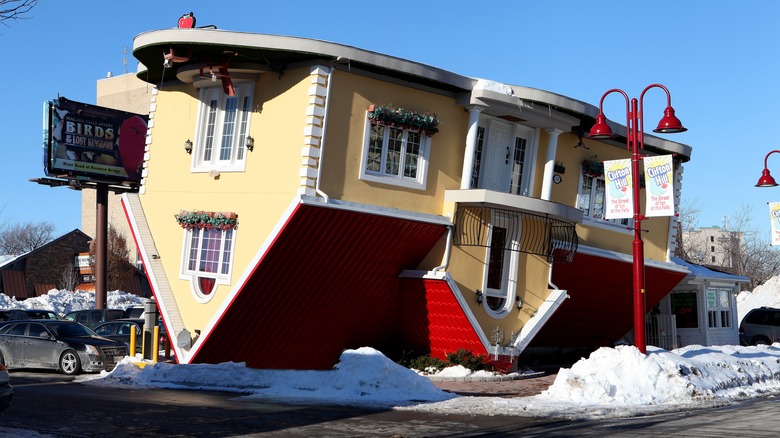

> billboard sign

[{"left": 43, "top": 97, "right": 148, "bottom": 184}]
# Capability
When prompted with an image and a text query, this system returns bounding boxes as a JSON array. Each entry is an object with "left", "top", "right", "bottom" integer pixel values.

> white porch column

[
  {"left": 460, "top": 105, "right": 485, "bottom": 189},
  {"left": 541, "top": 128, "right": 563, "bottom": 201}
]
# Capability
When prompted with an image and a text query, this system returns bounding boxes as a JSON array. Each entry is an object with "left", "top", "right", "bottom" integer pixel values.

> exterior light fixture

[
  {"left": 755, "top": 150, "right": 780, "bottom": 187},
  {"left": 515, "top": 296, "right": 523, "bottom": 310},
  {"left": 245, "top": 135, "right": 254, "bottom": 152},
  {"left": 587, "top": 84, "right": 686, "bottom": 354},
  {"left": 184, "top": 139, "right": 193, "bottom": 154},
  {"left": 475, "top": 289, "right": 483, "bottom": 304}
]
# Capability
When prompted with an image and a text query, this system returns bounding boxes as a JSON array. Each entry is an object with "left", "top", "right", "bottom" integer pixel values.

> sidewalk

[{"left": 430, "top": 372, "right": 558, "bottom": 398}]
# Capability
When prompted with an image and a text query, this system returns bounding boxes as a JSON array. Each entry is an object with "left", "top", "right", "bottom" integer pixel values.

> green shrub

[
  {"left": 446, "top": 349, "right": 493, "bottom": 372},
  {"left": 408, "top": 355, "right": 448, "bottom": 373},
  {"left": 397, "top": 348, "right": 494, "bottom": 373}
]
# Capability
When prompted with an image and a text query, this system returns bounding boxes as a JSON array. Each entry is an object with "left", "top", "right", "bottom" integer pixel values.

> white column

[
  {"left": 461, "top": 106, "right": 485, "bottom": 189},
  {"left": 541, "top": 128, "right": 563, "bottom": 201}
]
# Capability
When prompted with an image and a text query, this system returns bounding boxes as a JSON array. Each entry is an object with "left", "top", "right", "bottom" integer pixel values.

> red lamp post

[
  {"left": 755, "top": 150, "right": 780, "bottom": 187},
  {"left": 587, "top": 84, "right": 687, "bottom": 354}
]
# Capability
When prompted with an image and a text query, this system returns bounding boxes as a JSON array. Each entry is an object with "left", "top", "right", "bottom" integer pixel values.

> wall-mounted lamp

[
  {"left": 475, "top": 289, "right": 483, "bottom": 304},
  {"left": 184, "top": 139, "right": 193, "bottom": 154},
  {"left": 245, "top": 135, "right": 254, "bottom": 152},
  {"left": 515, "top": 296, "right": 523, "bottom": 310}
]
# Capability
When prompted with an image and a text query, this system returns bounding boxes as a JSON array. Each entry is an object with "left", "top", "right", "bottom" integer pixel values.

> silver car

[
  {"left": 739, "top": 307, "right": 780, "bottom": 345},
  {"left": 0, "top": 320, "right": 128, "bottom": 375}
]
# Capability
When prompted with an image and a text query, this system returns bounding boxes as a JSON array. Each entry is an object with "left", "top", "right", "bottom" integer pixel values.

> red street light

[
  {"left": 587, "top": 84, "right": 687, "bottom": 354},
  {"left": 755, "top": 150, "right": 780, "bottom": 187}
]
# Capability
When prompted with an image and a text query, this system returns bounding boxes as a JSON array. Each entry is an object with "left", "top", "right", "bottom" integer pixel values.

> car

[
  {"left": 0, "top": 363, "right": 11, "bottom": 414},
  {"left": 122, "top": 305, "right": 146, "bottom": 319},
  {"left": 0, "top": 320, "right": 128, "bottom": 375},
  {"left": 93, "top": 318, "right": 167, "bottom": 354},
  {"left": 0, "top": 309, "right": 29, "bottom": 321},
  {"left": 62, "top": 309, "right": 124, "bottom": 329},
  {"left": 23, "top": 309, "right": 64, "bottom": 320},
  {"left": 739, "top": 307, "right": 780, "bottom": 345}
]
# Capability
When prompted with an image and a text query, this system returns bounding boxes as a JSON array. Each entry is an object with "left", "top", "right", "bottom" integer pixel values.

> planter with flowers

[
  {"left": 175, "top": 210, "right": 238, "bottom": 231},
  {"left": 581, "top": 159, "right": 604, "bottom": 178},
  {"left": 368, "top": 104, "right": 440, "bottom": 136}
]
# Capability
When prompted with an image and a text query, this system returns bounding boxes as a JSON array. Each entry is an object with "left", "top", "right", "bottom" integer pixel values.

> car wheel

[
  {"left": 59, "top": 350, "right": 81, "bottom": 375},
  {"left": 752, "top": 336, "right": 771, "bottom": 346}
]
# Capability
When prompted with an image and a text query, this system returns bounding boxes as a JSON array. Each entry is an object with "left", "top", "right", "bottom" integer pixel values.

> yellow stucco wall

[
  {"left": 545, "top": 132, "right": 671, "bottom": 261},
  {"left": 319, "top": 71, "right": 466, "bottom": 215},
  {"left": 140, "top": 68, "right": 313, "bottom": 333}
]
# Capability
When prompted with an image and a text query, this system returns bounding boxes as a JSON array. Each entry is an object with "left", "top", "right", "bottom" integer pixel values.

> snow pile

[
  {"left": 737, "top": 276, "right": 780, "bottom": 322},
  {"left": 0, "top": 289, "right": 147, "bottom": 315},
  {"left": 94, "top": 347, "right": 455, "bottom": 407}
]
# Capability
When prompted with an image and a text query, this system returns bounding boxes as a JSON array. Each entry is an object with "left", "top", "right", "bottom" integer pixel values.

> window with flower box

[
  {"left": 359, "top": 105, "right": 438, "bottom": 190},
  {"left": 175, "top": 211, "right": 237, "bottom": 301}
]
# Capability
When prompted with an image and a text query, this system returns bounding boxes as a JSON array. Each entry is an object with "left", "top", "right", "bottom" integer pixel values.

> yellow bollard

[
  {"left": 129, "top": 327, "right": 137, "bottom": 357},
  {"left": 152, "top": 326, "right": 160, "bottom": 363},
  {"left": 141, "top": 325, "right": 146, "bottom": 358}
]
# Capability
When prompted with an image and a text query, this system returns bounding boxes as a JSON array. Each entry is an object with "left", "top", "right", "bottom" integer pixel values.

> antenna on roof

[{"left": 123, "top": 46, "right": 129, "bottom": 74}]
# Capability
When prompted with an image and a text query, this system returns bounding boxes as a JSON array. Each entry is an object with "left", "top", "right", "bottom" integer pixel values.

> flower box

[
  {"left": 175, "top": 211, "right": 238, "bottom": 231},
  {"left": 368, "top": 104, "right": 440, "bottom": 136}
]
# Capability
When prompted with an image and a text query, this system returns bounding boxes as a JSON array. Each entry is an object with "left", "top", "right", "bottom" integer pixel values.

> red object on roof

[{"left": 178, "top": 13, "right": 196, "bottom": 29}]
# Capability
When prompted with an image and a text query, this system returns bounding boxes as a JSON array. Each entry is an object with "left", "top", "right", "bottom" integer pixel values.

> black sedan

[
  {"left": 93, "top": 318, "right": 167, "bottom": 354},
  {"left": 0, "top": 320, "right": 128, "bottom": 375}
]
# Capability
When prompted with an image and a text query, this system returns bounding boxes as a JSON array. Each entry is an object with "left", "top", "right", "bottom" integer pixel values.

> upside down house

[{"left": 123, "top": 18, "right": 694, "bottom": 370}]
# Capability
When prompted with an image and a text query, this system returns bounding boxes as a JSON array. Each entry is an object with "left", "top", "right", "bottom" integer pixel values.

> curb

[{"left": 426, "top": 370, "right": 546, "bottom": 382}]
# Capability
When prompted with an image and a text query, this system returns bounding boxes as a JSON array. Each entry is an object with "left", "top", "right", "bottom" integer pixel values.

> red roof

[
  {"left": 530, "top": 252, "right": 687, "bottom": 348},
  {"left": 191, "top": 203, "right": 448, "bottom": 370}
]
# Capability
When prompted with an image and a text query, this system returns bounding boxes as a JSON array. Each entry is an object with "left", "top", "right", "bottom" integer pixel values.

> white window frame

[
  {"left": 359, "top": 113, "right": 430, "bottom": 190},
  {"left": 706, "top": 286, "right": 733, "bottom": 329},
  {"left": 577, "top": 171, "right": 633, "bottom": 231},
  {"left": 481, "top": 210, "right": 520, "bottom": 319},
  {"left": 179, "top": 227, "right": 236, "bottom": 303},
  {"left": 191, "top": 83, "right": 254, "bottom": 172}
]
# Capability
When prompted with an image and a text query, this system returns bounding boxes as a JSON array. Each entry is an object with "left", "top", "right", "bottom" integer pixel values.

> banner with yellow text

[
  {"left": 644, "top": 155, "right": 675, "bottom": 217},
  {"left": 769, "top": 202, "right": 780, "bottom": 246},
  {"left": 604, "top": 159, "right": 633, "bottom": 219}
]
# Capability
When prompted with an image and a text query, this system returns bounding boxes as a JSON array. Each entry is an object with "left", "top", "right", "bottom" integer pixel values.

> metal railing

[{"left": 452, "top": 205, "right": 578, "bottom": 263}]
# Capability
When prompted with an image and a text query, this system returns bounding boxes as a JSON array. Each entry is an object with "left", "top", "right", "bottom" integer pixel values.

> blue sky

[{"left": 1, "top": 1, "right": 778, "bottom": 238}]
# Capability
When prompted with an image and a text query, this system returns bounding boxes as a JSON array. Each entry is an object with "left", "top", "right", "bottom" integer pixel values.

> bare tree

[
  {"left": 0, "top": 221, "right": 56, "bottom": 255},
  {"left": 676, "top": 199, "right": 702, "bottom": 259},
  {"left": 58, "top": 262, "right": 79, "bottom": 291},
  {"left": 727, "top": 204, "right": 780, "bottom": 290},
  {"left": 0, "top": 0, "right": 37, "bottom": 26},
  {"left": 679, "top": 203, "right": 780, "bottom": 290}
]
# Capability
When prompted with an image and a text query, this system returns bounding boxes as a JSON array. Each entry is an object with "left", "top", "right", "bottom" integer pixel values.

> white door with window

[
  {"left": 480, "top": 120, "right": 513, "bottom": 192},
  {"left": 474, "top": 118, "right": 535, "bottom": 195}
]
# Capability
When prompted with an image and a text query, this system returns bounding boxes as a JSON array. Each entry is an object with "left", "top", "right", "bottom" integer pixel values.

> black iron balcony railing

[{"left": 453, "top": 205, "right": 578, "bottom": 263}]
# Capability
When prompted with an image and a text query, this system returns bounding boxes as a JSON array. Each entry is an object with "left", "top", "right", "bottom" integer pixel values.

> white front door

[{"left": 479, "top": 120, "right": 513, "bottom": 192}]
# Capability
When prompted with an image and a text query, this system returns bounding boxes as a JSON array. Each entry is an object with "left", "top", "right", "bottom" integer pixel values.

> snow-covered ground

[{"left": 1, "top": 283, "right": 779, "bottom": 424}]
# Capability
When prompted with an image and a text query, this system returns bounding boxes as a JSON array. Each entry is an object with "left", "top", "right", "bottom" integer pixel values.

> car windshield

[{"left": 48, "top": 323, "right": 97, "bottom": 338}]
